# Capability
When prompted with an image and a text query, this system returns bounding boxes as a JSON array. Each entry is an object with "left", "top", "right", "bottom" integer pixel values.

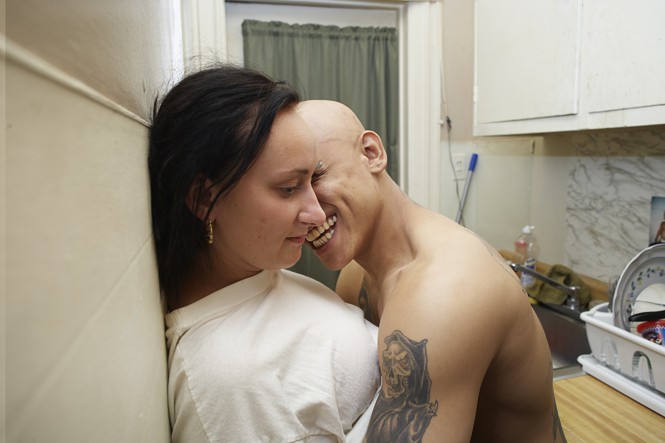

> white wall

[
  {"left": 6, "top": 0, "right": 182, "bottom": 120},
  {"left": 5, "top": 1, "right": 177, "bottom": 440}
]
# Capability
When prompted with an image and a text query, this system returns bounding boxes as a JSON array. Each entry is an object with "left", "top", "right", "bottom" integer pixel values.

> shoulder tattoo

[{"left": 365, "top": 330, "right": 439, "bottom": 443}]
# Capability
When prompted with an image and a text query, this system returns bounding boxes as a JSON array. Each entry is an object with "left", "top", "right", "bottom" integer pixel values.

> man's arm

[
  {"left": 363, "top": 277, "right": 494, "bottom": 443},
  {"left": 365, "top": 329, "right": 441, "bottom": 442}
]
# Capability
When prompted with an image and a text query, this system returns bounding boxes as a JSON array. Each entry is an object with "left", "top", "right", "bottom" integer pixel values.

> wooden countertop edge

[
  {"left": 499, "top": 249, "right": 609, "bottom": 302},
  {"left": 554, "top": 375, "right": 665, "bottom": 440}
]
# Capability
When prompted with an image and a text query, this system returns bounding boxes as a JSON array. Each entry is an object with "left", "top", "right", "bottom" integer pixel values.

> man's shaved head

[{"left": 297, "top": 100, "right": 364, "bottom": 146}]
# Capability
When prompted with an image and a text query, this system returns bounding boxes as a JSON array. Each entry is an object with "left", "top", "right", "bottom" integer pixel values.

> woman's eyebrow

[{"left": 273, "top": 167, "right": 311, "bottom": 178}]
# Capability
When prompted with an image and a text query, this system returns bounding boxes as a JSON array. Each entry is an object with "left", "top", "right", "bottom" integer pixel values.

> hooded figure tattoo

[{"left": 366, "top": 330, "right": 439, "bottom": 443}]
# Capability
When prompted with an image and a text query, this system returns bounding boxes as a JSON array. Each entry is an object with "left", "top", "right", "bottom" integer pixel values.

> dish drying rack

[{"left": 579, "top": 303, "right": 665, "bottom": 416}]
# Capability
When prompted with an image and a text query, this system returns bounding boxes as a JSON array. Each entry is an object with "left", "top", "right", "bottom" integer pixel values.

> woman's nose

[{"left": 299, "top": 184, "right": 326, "bottom": 226}]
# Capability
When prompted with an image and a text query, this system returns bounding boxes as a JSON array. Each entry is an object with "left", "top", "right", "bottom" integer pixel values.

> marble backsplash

[{"left": 565, "top": 127, "right": 665, "bottom": 282}]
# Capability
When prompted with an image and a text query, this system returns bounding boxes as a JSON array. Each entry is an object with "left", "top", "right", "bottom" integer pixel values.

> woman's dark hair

[{"left": 148, "top": 64, "right": 300, "bottom": 307}]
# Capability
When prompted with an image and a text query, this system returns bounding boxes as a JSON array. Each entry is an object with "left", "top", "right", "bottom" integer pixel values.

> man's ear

[
  {"left": 186, "top": 175, "right": 216, "bottom": 221},
  {"left": 360, "top": 130, "right": 387, "bottom": 173}
]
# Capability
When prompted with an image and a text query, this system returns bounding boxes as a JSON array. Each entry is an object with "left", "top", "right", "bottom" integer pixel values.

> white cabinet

[
  {"left": 474, "top": 0, "right": 582, "bottom": 125},
  {"left": 474, "top": 0, "right": 665, "bottom": 136},
  {"left": 584, "top": 0, "right": 665, "bottom": 129}
]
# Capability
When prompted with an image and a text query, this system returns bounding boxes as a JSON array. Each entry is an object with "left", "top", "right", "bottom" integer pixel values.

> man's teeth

[
  {"left": 306, "top": 215, "right": 337, "bottom": 248},
  {"left": 312, "top": 229, "right": 334, "bottom": 249}
]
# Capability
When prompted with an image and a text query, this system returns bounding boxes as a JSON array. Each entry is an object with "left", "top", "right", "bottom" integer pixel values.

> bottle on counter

[{"left": 514, "top": 225, "right": 539, "bottom": 290}]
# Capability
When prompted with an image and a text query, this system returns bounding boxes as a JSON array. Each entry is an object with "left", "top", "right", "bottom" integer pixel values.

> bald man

[{"left": 299, "top": 100, "right": 566, "bottom": 443}]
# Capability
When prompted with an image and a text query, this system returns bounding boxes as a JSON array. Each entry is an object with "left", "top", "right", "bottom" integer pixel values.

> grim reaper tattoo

[{"left": 365, "top": 330, "right": 439, "bottom": 443}]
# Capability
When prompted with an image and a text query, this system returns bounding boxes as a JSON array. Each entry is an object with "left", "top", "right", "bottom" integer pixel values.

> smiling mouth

[{"left": 306, "top": 215, "right": 337, "bottom": 249}]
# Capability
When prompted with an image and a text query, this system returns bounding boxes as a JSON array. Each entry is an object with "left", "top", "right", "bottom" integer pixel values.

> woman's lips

[{"left": 287, "top": 236, "right": 307, "bottom": 245}]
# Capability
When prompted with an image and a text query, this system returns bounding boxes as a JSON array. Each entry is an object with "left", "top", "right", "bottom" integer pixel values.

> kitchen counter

[{"left": 554, "top": 375, "right": 665, "bottom": 441}]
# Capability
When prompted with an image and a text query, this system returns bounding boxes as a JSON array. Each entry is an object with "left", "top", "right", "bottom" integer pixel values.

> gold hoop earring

[{"left": 207, "top": 219, "right": 214, "bottom": 245}]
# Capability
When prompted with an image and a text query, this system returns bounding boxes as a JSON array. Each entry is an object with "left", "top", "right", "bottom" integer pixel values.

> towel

[{"left": 528, "top": 264, "right": 591, "bottom": 309}]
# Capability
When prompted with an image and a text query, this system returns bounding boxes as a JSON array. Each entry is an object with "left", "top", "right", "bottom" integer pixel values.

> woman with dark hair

[{"left": 149, "top": 65, "right": 380, "bottom": 442}]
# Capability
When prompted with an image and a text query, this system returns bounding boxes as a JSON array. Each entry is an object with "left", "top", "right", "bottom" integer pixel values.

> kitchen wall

[
  {"left": 458, "top": 128, "right": 665, "bottom": 283},
  {"left": 440, "top": 0, "right": 665, "bottom": 283},
  {"left": 5, "top": 0, "right": 177, "bottom": 440}
]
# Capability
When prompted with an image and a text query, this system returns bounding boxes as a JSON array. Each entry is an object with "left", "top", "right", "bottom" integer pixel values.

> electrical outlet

[{"left": 452, "top": 153, "right": 466, "bottom": 180}]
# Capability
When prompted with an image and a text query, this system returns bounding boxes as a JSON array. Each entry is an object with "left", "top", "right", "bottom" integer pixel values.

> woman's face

[{"left": 209, "top": 108, "right": 326, "bottom": 280}]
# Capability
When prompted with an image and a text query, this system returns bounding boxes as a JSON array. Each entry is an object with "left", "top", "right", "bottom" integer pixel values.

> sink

[{"left": 532, "top": 302, "right": 591, "bottom": 379}]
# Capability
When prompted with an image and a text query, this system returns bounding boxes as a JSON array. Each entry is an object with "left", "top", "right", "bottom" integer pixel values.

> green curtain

[{"left": 242, "top": 19, "right": 399, "bottom": 290}]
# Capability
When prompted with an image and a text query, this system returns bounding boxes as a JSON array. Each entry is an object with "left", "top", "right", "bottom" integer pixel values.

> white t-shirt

[{"left": 165, "top": 270, "right": 380, "bottom": 443}]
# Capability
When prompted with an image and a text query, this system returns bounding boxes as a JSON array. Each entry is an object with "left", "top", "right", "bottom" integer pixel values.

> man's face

[{"left": 306, "top": 135, "right": 373, "bottom": 270}]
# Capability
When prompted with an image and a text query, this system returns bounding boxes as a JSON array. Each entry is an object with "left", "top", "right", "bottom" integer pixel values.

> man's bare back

[{"left": 299, "top": 100, "right": 565, "bottom": 442}]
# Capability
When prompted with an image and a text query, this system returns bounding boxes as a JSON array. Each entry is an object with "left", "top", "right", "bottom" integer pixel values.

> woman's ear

[
  {"left": 360, "top": 130, "right": 388, "bottom": 173},
  {"left": 186, "top": 175, "right": 216, "bottom": 221}
]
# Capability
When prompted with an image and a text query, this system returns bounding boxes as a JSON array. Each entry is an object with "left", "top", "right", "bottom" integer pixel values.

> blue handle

[{"left": 468, "top": 153, "right": 478, "bottom": 171}]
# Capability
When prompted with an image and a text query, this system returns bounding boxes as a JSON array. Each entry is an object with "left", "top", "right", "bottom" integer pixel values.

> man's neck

[{"left": 355, "top": 186, "right": 417, "bottom": 299}]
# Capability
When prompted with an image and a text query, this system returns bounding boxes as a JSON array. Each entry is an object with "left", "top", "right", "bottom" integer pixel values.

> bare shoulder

[
  {"left": 401, "top": 219, "right": 523, "bottom": 324},
  {"left": 335, "top": 260, "right": 365, "bottom": 305},
  {"left": 383, "top": 241, "right": 519, "bottom": 359},
  {"left": 336, "top": 260, "right": 380, "bottom": 324}
]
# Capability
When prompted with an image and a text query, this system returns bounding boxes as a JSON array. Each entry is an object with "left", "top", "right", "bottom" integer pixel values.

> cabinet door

[
  {"left": 585, "top": 0, "right": 665, "bottom": 114},
  {"left": 474, "top": 0, "right": 582, "bottom": 124}
]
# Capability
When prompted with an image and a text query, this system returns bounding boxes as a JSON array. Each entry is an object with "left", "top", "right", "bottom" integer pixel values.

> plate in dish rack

[{"left": 613, "top": 243, "right": 665, "bottom": 331}]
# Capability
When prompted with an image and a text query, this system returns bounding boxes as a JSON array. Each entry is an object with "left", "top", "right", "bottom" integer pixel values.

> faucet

[{"left": 509, "top": 262, "right": 581, "bottom": 311}]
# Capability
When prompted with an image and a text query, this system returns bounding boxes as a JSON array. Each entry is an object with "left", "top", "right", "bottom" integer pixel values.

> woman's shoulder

[{"left": 278, "top": 269, "right": 352, "bottom": 307}]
